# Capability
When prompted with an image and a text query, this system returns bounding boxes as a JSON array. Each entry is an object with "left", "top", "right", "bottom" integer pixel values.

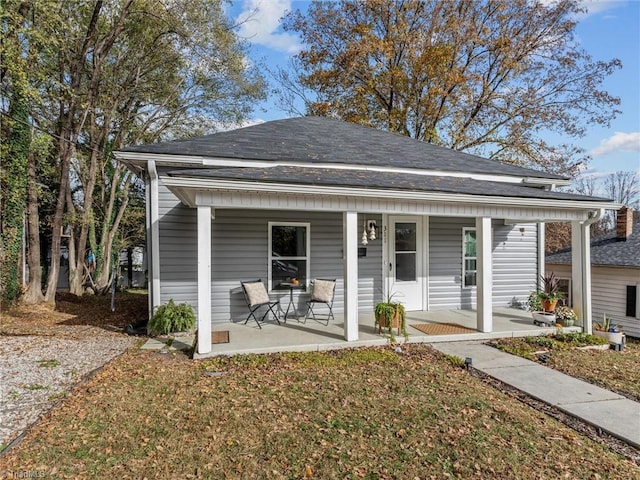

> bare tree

[{"left": 603, "top": 171, "right": 640, "bottom": 208}]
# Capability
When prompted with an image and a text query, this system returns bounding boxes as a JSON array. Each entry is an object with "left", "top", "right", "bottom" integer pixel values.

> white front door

[{"left": 389, "top": 216, "right": 423, "bottom": 311}]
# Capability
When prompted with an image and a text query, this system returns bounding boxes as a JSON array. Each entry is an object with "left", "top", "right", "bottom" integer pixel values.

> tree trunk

[
  {"left": 43, "top": 1, "right": 103, "bottom": 303},
  {"left": 21, "top": 149, "right": 45, "bottom": 304},
  {"left": 43, "top": 138, "right": 71, "bottom": 304}
]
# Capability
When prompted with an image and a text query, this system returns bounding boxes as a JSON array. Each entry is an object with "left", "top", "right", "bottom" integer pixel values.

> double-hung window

[
  {"left": 268, "top": 222, "right": 310, "bottom": 290},
  {"left": 462, "top": 228, "right": 477, "bottom": 288}
]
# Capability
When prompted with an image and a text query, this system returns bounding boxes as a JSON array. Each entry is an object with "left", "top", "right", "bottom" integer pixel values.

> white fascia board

[
  {"left": 160, "top": 176, "right": 616, "bottom": 211},
  {"left": 115, "top": 151, "right": 564, "bottom": 186},
  {"left": 114, "top": 151, "right": 208, "bottom": 168}
]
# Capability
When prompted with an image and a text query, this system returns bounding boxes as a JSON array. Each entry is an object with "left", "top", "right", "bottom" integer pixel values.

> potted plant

[
  {"left": 374, "top": 293, "right": 407, "bottom": 340},
  {"left": 554, "top": 306, "right": 577, "bottom": 327},
  {"left": 528, "top": 291, "right": 556, "bottom": 326},
  {"left": 593, "top": 314, "right": 624, "bottom": 344},
  {"left": 538, "top": 272, "right": 563, "bottom": 312}
]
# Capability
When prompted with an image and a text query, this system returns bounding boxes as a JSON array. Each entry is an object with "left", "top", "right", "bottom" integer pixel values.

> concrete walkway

[{"left": 431, "top": 341, "right": 640, "bottom": 448}]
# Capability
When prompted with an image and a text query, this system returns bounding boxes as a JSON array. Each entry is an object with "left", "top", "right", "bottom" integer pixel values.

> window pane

[
  {"left": 272, "top": 226, "right": 306, "bottom": 257},
  {"left": 465, "top": 272, "right": 477, "bottom": 286},
  {"left": 396, "top": 252, "right": 416, "bottom": 281},
  {"left": 395, "top": 223, "right": 416, "bottom": 252},
  {"left": 465, "top": 259, "right": 476, "bottom": 272},
  {"left": 272, "top": 259, "right": 307, "bottom": 289},
  {"left": 464, "top": 230, "right": 476, "bottom": 257}
]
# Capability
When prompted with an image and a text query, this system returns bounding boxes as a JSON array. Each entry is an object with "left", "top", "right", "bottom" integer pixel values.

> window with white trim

[
  {"left": 462, "top": 228, "right": 477, "bottom": 288},
  {"left": 557, "top": 278, "right": 572, "bottom": 307},
  {"left": 268, "top": 222, "right": 310, "bottom": 290}
]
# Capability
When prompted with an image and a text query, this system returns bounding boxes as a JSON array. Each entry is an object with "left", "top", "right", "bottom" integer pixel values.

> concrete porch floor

[{"left": 194, "top": 308, "right": 579, "bottom": 358}]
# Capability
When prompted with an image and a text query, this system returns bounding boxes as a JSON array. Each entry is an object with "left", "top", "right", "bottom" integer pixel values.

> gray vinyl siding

[
  {"left": 158, "top": 184, "right": 198, "bottom": 308},
  {"left": 492, "top": 221, "right": 538, "bottom": 307},
  {"left": 157, "top": 184, "right": 381, "bottom": 323},
  {"left": 428, "top": 217, "right": 537, "bottom": 310},
  {"left": 546, "top": 263, "right": 640, "bottom": 338},
  {"left": 429, "top": 217, "right": 475, "bottom": 309}
]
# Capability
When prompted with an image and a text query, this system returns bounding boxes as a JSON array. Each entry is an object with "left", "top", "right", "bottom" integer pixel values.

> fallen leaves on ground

[{"left": 1, "top": 345, "right": 637, "bottom": 479}]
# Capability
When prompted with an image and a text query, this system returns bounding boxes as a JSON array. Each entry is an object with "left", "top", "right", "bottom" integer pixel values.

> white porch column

[
  {"left": 197, "top": 206, "right": 212, "bottom": 355},
  {"left": 343, "top": 211, "right": 359, "bottom": 341},
  {"left": 147, "top": 160, "right": 161, "bottom": 317},
  {"left": 476, "top": 217, "right": 493, "bottom": 332},
  {"left": 571, "top": 221, "right": 592, "bottom": 333}
]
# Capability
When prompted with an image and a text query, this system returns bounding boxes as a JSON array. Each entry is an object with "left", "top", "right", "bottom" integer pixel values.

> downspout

[
  {"left": 581, "top": 209, "right": 605, "bottom": 334},
  {"left": 148, "top": 160, "right": 161, "bottom": 319},
  {"left": 537, "top": 222, "right": 545, "bottom": 290}
]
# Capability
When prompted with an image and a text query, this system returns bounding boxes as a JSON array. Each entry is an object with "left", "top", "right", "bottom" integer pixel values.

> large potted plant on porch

[
  {"left": 374, "top": 293, "right": 407, "bottom": 340},
  {"left": 539, "top": 272, "right": 563, "bottom": 312},
  {"left": 528, "top": 291, "right": 556, "bottom": 326},
  {"left": 529, "top": 272, "right": 564, "bottom": 326}
]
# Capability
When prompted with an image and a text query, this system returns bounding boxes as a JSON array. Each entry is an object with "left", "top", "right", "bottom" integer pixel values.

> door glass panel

[
  {"left": 396, "top": 253, "right": 416, "bottom": 281},
  {"left": 395, "top": 223, "right": 416, "bottom": 252}
]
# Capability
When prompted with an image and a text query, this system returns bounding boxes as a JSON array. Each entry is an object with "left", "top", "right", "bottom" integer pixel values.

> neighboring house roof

[
  {"left": 122, "top": 116, "right": 567, "bottom": 181},
  {"left": 166, "top": 166, "right": 608, "bottom": 203},
  {"left": 546, "top": 222, "right": 640, "bottom": 268}
]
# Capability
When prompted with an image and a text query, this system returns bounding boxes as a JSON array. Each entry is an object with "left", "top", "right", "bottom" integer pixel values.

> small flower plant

[{"left": 554, "top": 306, "right": 577, "bottom": 323}]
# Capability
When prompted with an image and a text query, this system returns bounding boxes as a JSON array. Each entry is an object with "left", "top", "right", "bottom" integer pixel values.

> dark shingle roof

[
  {"left": 124, "top": 116, "right": 566, "bottom": 180},
  {"left": 165, "top": 166, "right": 609, "bottom": 202},
  {"left": 546, "top": 222, "right": 640, "bottom": 268}
]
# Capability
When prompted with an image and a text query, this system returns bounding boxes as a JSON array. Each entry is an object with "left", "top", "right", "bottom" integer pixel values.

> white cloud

[
  {"left": 235, "top": 0, "right": 301, "bottom": 54},
  {"left": 590, "top": 131, "right": 640, "bottom": 157},
  {"left": 538, "top": 0, "right": 625, "bottom": 19}
]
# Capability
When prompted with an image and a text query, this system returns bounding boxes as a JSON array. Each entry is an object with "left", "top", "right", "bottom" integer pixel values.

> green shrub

[{"left": 148, "top": 299, "right": 195, "bottom": 335}]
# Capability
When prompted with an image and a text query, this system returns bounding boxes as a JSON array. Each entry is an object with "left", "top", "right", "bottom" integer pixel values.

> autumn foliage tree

[
  {"left": 281, "top": 0, "right": 621, "bottom": 175},
  {"left": 1, "top": 0, "right": 265, "bottom": 305}
]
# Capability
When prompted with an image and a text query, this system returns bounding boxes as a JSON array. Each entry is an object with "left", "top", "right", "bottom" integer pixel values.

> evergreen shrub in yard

[{"left": 148, "top": 299, "right": 195, "bottom": 335}]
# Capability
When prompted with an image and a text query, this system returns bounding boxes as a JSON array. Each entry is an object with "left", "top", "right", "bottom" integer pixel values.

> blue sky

[{"left": 229, "top": 0, "right": 640, "bottom": 180}]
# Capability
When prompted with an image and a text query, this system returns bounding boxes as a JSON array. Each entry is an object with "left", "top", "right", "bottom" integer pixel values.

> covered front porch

[{"left": 193, "top": 307, "right": 576, "bottom": 358}]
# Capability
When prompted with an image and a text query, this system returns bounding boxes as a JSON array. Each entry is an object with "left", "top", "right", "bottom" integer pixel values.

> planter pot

[
  {"left": 560, "top": 319, "right": 575, "bottom": 327},
  {"left": 541, "top": 299, "right": 558, "bottom": 312},
  {"left": 593, "top": 330, "right": 624, "bottom": 345},
  {"left": 377, "top": 311, "right": 402, "bottom": 335},
  {"left": 532, "top": 311, "right": 556, "bottom": 326}
]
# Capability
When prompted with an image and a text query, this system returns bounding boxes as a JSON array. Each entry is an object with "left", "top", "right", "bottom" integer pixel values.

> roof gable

[{"left": 122, "top": 116, "right": 566, "bottom": 180}]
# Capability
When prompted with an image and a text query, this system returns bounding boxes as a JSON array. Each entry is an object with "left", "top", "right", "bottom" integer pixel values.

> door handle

[{"left": 389, "top": 262, "right": 393, "bottom": 271}]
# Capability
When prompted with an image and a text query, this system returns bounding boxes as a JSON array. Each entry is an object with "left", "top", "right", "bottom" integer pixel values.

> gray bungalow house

[{"left": 115, "top": 116, "right": 616, "bottom": 355}]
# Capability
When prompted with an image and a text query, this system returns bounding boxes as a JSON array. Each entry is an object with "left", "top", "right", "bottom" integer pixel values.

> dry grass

[
  {"left": 1, "top": 296, "right": 638, "bottom": 478},
  {"left": 1, "top": 345, "right": 638, "bottom": 479},
  {"left": 491, "top": 334, "right": 640, "bottom": 402}
]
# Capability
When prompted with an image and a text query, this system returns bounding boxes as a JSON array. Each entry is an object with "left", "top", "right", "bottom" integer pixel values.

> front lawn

[
  {"left": 1, "top": 345, "right": 637, "bottom": 479},
  {"left": 491, "top": 333, "right": 640, "bottom": 402}
]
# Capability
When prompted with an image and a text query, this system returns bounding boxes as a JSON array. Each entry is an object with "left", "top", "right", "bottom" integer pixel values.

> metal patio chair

[
  {"left": 303, "top": 279, "right": 336, "bottom": 325},
  {"left": 241, "top": 279, "right": 281, "bottom": 329}
]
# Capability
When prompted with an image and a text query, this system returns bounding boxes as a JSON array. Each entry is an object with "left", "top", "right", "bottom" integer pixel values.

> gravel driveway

[{"left": 0, "top": 329, "right": 136, "bottom": 448}]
